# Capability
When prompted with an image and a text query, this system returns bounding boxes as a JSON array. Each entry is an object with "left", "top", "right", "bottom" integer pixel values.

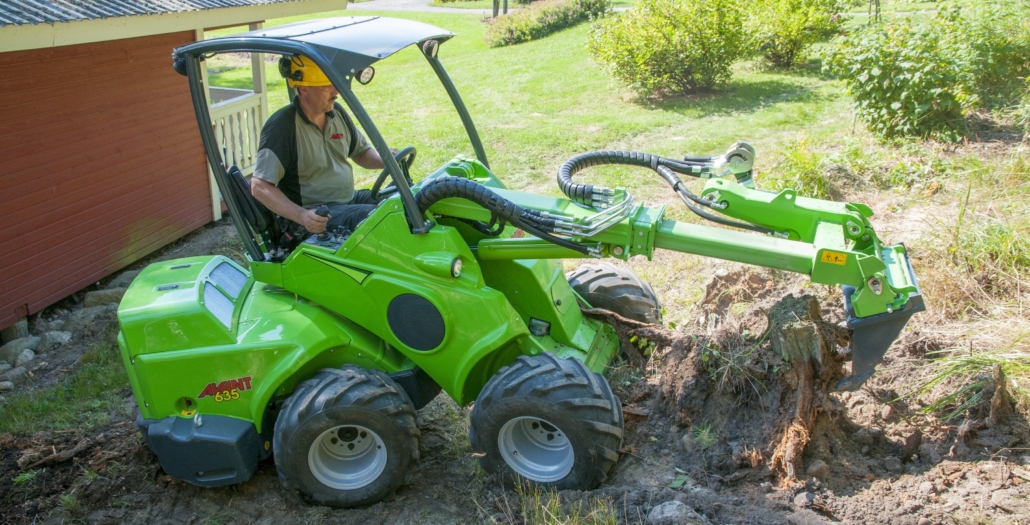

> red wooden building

[{"left": 0, "top": 0, "right": 341, "bottom": 331}]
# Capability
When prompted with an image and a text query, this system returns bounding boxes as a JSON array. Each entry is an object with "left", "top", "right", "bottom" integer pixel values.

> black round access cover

[{"left": 387, "top": 294, "right": 445, "bottom": 351}]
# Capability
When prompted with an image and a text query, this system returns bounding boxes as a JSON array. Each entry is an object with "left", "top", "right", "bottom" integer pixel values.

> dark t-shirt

[{"left": 253, "top": 97, "right": 371, "bottom": 206}]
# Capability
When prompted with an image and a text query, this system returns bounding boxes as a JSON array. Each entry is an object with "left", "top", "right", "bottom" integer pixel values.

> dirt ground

[{"left": 2, "top": 182, "right": 1029, "bottom": 524}]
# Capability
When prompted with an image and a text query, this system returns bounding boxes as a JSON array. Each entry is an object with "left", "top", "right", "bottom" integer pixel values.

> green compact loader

[{"left": 117, "top": 17, "right": 923, "bottom": 507}]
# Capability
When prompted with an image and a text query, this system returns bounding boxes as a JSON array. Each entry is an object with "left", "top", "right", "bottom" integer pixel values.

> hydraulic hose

[
  {"left": 416, "top": 176, "right": 595, "bottom": 256},
  {"left": 557, "top": 150, "right": 775, "bottom": 235}
]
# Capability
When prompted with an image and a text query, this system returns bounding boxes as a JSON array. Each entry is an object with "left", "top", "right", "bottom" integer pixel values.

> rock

[
  {"left": 647, "top": 501, "right": 708, "bottom": 525},
  {"left": 918, "top": 481, "right": 936, "bottom": 495},
  {"left": 83, "top": 288, "right": 127, "bottom": 307},
  {"left": 854, "top": 428, "right": 875, "bottom": 445},
  {"left": 47, "top": 319, "right": 66, "bottom": 331},
  {"left": 900, "top": 429, "right": 922, "bottom": 462},
  {"left": 14, "top": 349, "right": 35, "bottom": 367},
  {"left": 0, "top": 362, "right": 9, "bottom": 374},
  {"left": 0, "top": 395, "right": 6, "bottom": 405},
  {"left": 1, "top": 318, "right": 29, "bottom": 343},
  {"left": 884, "top": 457, "right": 903, "bottom": 473},
  {"left": 806, "top": 459, "right": 830, "bottom": 481},
  {"left": 880, "top": 405, "right": 894, "bottom": 420},
  {"left": 108, "top": 270, "right": 140, "bottom": 289},
  {"left": 63, "top": 305, "right": 117, "bottom": 335},
  {"left": 0, "top": 336, "right": 40, "bottom": 364},
  {"left": 918, "top": 518, "right": 932, "bottom": 525},
  {"left": 39, "top": 331, "right": 72, "bottom": 352},
  {"left": 793, "top": 492, "right": 816, "bottom": 508},
  {"left": 0, "top": 381, "right": 12, "bottom": 391},
  {"left": 990, "top": 488, "right": 1030, "bottom": 514},
  {"left": 861, "top": 445, "right": 870, "bottom": 455},
  {"left": 0, "top": 366, "right": 26, "bottom": 382}
]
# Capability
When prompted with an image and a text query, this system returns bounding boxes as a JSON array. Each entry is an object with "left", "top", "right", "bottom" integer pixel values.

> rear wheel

[
  {"left": 273, "top": 366, "right": 419, "bottom": 508},
  {"left": 567, "top": 263, "right": 662, "bottom": 324},
  {"left": 469, "top": 353, "right": 623, "bottom": 489}
]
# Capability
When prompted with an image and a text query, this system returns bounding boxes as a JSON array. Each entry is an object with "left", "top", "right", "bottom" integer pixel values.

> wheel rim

[
  {"left": 308, "top": 425, "right": 387, "bottom": 490},
  {"left": 497, "top": 417, "right": 574, "bottom": 482}
]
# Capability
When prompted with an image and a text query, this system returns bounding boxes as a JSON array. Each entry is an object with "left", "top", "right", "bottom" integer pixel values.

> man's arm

[
  {"left": 251, "top": 178, "right": 328, "bottom": 233},
  {"left": 353, "top": 147, "right": 387, "bottom": 170}
]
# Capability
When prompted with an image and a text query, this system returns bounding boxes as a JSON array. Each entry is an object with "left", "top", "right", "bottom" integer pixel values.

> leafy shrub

[
  {"left": 750, "top": 0, "right": 846, "bottom": 68},
  {"left": 588, "top": 0, "right": 747, "bottom": 97},
  {"left": 825, "top": 20, "right": 965, "bottom": 140},
  {"left": 825, "top": 1, "right": 1030, "bottom": 141},
  {"left": 485, "top": 0, "right": 610, "bottom": 47}
]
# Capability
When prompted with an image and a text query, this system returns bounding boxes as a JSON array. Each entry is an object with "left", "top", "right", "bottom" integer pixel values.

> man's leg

[{"left": 324, "top": 202, "right": 377, "bottom": 233}]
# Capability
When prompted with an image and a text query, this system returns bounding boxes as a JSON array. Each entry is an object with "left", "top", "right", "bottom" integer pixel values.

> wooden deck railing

[{"left": 210, "top": 89, "right": 266, "bottom": 177}]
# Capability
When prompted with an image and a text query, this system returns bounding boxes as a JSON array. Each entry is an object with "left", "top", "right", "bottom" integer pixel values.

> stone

[
  {"left": 0, "top": 318, "right": 29, "bottom": 343},
  {"left": 880, "top": 405, "right": 894, "bottom": 420},
  {"left": 918, "top": 481, "right": 935, "bottom": 495},
  {"left": 853, "top": 428, "right": 875, "bottom": 445},
  {"left": 47, "top": 319, "right": 66, "bottom": 331},
  {"left": 884, "top": 457, "right": 903, "bottom": 473},
  {"left": 900, "top": 429, "right": 922, "bottom": 462},
  {"left": 806, "top": 459, "right": 830, "bottom": 481},
  {"left": 646, "top": 501, "right": 708, "bottom": 525},
  {"left": 0, "top": 362, "right": 9, "bottom": 374},
  {"left": 108, "top": 270, "right": 140, "bottom": 289},
  {"left": 83, "top": 288, "right": 127, "bottom": 307},
  {"left": 793, "top": 492, "right": 816, "bottom": 508},
  {"left": 14, "top": 349, "right": 35, "bottom": 367},
  {"left": 39, "top": 331, "right": 72, "bottom": 352},
  {"left": 0, "top": 381, "right": 12, "bottom": 391},
  {"left": 0, "top": 366, "right": 26, "bottom": 382},
  {"left": 990, "top": 488, "right": 1030, "bottom": 514},
  {"left": 0, "top": 336, "right": 40, "bottom": 364},
  {"left": 63, "top": 305, "right": 117, "bottom": 335}
]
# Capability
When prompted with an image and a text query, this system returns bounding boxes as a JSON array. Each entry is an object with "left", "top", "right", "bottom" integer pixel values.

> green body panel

[{"left": 118, "top": 155, "right": 917, "bottom": 431}]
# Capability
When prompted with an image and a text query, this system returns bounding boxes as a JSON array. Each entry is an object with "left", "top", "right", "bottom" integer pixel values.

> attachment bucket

[{"left": 835, "top": 252, "right": 925, "bottom": 391}]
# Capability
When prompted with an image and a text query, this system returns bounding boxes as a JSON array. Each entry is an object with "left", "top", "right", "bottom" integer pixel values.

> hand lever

[{"left": 315, "top": 205, "right": 331, "bottom": 241}]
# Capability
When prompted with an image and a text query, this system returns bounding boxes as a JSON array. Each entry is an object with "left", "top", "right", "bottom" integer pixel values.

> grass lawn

[{"left": 429, "top": 0, "right": 636, "bottom": 8}]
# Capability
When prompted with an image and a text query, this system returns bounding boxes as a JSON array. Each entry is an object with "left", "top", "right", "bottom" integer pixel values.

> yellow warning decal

[{"left": 820, "top": 251, "right": 848, "bottom": 266}]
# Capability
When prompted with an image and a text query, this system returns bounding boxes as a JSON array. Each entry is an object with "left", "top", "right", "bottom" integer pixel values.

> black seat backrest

[{"left": 225, "top": 166, "right": 283, "bottom": 251}]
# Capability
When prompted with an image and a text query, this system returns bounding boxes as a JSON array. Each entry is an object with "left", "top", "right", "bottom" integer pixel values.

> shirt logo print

[{"left": 330, "top": 133, "right": 345, "bottom": 140}]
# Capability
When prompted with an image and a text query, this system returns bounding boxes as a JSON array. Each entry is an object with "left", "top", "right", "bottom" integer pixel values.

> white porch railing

[{"left": 210, "top": 89, "right": 267, "bottom": 177}]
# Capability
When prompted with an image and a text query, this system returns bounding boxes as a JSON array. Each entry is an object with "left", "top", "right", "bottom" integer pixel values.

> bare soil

[{"left": 2, "top": 213, "right": 1029, "bottom": 524}]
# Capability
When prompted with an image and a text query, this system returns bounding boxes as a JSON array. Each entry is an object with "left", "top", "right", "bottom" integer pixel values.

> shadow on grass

[{"left": 642, "top": 78, "right": 828, "bottom": 118}]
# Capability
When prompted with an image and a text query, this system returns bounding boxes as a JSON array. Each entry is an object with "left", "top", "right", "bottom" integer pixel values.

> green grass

[
  {"left": 430, "top": 0, "right": 634, "bottom": 8},
  {"left": 0, "top": 328, "right": 132, "bottom": 434}
]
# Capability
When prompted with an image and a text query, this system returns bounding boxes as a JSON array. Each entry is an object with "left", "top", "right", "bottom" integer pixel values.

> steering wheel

[{"left": 370, "top": 146, "right": 417, "bottom": 202}]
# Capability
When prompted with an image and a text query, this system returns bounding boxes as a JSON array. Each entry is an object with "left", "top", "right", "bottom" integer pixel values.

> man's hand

[{"left": 300, "top": 208, "right": 329, "bottom": 233}]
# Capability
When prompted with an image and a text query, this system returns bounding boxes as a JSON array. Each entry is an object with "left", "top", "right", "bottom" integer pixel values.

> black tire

[
  {"left": 567, "top": 263, "right": 662, "bottom": 324},
  {"left": 273, "top": 366, "right": 419, "bottom": 508},
  {"left": 469, "top": 353, "right": 623, "bottom": 490}
]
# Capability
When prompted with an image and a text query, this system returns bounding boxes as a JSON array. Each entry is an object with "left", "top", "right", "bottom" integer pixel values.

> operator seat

[{"left": 225, "top": 166, "right": 287, "bottom": 253}]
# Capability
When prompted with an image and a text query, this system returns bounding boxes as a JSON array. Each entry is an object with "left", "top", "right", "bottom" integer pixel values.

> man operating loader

[{"left": 251, "top": 55, "right": 391, "bottom": 238}]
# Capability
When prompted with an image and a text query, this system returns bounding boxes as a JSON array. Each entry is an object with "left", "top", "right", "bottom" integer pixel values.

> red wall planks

[{"left": 0, "top": 31, "right": 212, "bottom": 331}]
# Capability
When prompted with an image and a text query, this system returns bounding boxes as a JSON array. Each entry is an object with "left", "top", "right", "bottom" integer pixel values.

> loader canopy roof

[{"left": 179, "top": 16, "right": 454, "bottom": 74}]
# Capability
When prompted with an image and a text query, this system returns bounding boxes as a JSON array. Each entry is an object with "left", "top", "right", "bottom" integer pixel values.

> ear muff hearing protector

[{"left": 277, "top": 55, "right": 332, "bottom": 88}]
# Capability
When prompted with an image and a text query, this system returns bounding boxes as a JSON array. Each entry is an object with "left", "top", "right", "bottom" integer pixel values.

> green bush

[
  {"left": 824, "top": 20, "right": 965, "bottom": 141},
  {"left": 824, "top": 1, "right": 1030, "bottom": 141},
  {"left": 750, "top": 0, "right": 845, "bottom": 68},
  {"left": 588, "top": 0, "right": 747, "bottom": 97},
  {"left": 485, "top": 0, "right": 611, "bottom": 47}
]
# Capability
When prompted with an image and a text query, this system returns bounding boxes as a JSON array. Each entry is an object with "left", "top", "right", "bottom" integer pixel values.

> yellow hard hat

[{"left": 278, "top": 55, "right": 332, "bottom": 88}]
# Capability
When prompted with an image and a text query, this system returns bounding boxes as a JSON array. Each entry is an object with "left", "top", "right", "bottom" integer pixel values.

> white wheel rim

[
  {"left": 308, "top": 424, "right": 387, "bottom": 490},
  {"left": 497, "top": 417, "right": 574, "bottom": 482}
]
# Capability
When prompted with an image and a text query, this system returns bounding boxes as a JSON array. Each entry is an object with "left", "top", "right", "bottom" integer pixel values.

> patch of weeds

[
  {"left": 692, "top": 424, "right": 716, "bottom": 451},
  {"left": 79, "top": 466, "right": 102, "bottom": 484},
  {"left": 607, "top": 363, "right": 643, "bottom": 388},
  {"left": 501, "top": 479, "right": 619, "bottom": 525},
  {"left": 697, "top": 334, "right": 767, "bottom": 400},
  {"left": 0, "top": 327, "right": 130, "bottom": 434},
  {"left": 203, "top": 511, "right": 233, "bottom": 525},
  {"left": 904, "top": 348, "right": 1030, "bottom": 420},
  {"left": 59, "top": 494, "right": 79, "bottom": 512},
  {"left": 762, "top": 136, "right": 840, "bottom": 200},
  {"left": 13, "top": 468, "right": 44, "bottom": 486}
]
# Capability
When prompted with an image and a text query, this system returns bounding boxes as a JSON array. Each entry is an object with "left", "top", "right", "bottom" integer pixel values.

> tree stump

[{"left": 767, "top": 295, "right": 847, "bottom": 480}]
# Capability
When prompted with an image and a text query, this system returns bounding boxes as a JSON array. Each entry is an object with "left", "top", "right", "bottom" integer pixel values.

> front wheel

[
  {"left": 469, "top": 354, "right": 623, "bottom": 489},
  {"left": 273, "top": 366, "right": 419, "bottom": 508}
]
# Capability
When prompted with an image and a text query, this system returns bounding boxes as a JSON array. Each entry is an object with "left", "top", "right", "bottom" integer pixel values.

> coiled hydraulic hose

[
  {"left": 416, "top": 176, "right": 596, "bottom": 256},
  {"left": 557, "top": 150, "right": 775, "bottom": 235}
]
